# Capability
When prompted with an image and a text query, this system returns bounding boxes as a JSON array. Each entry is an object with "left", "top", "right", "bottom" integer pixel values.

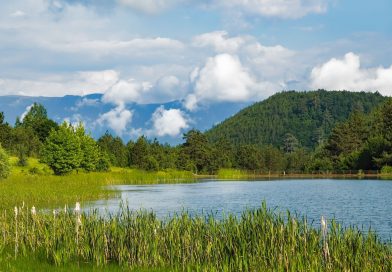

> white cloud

[
  {"left": 10, "top": 10, "right": 26, "bottom": 17},
  {"left": 42, "top": 37, "right": 184, "bottom": 56},
  {"left": 118, "top": 0, "right": 182, "bottom": 14},
  {"left": 310, "top": 52, "right": 392, "bottom": 94},
  {"left": 20, "top": 104, "right": 33, "bottom": 121},
  {"left": 102, "top": 79, "right": 152, "bottom": 106},
  {"left": 185, "top": 53, "right": 279, "bottom": 110},
  {"left": 102, "top": 75, "right": 187, "bottom": 105},
  {"left": 151, "top": 106, "right": 189, "bottom": 136},
  {"left": 97, "top": 106, "right": 133, "bottom": 135},
  {"left": 0, "top": 70, "right": 119, "bottom": 97},
  {"left": 192, "top": 31, "right": 246, "bottom": 53},
  {"left": 119, "top": 0, "right": 328, "bottom": 18},
  {"left": 210, "top": 0, "right": 328, "bottom": 19}
]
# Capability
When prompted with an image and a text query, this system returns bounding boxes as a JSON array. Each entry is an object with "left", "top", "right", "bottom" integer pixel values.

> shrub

[
  {"left": 381, "top": 165, "right": 392, "bottom": 174},
  {"left": 0, "top": 144, "right": 10, "bottom": 179}
]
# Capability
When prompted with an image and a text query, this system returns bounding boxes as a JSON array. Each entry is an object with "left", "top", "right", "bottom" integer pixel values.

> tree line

[{"left": 2, "top": 96, "right": 392, "bottom": 178}]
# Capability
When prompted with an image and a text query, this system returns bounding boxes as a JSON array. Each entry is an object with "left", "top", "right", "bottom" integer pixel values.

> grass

[
  {"left": 0, "top": 203, "right": 391, "bottom": 271},
  {"left": 0, "top": 157, "right": 195, "bottom": 210}
]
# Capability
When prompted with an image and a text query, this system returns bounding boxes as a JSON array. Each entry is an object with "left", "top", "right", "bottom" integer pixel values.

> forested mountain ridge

[{"left": 206, "top": 90, "right": 386, "bottom": 149}]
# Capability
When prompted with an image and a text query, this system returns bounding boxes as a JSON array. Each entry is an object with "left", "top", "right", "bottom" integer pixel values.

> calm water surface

[{"left": 87, "top": 179, "right": 392, "bottom": 240}]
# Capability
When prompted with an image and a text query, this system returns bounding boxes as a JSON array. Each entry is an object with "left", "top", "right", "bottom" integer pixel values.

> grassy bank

[
  {"left": 0, "top": 203, "right": 391, "bottom": 271},
  {"left": 216, "top": 168, "right": 384, "bottom": 180},
  {"left": 0, "top": 158, "right": 194, "bottom": 210}
]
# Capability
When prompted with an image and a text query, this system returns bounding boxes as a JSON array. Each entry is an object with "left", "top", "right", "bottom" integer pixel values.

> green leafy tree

[
  {"left": 181, "top": 130, "right": 213, "bottom": 174},
  {"left": 18, "top": 103, "right": 58, "bottom": 142},
  {"left": 96, "top": 151, "right": 111, "bottom": 172},
  {"left": 0, "top": 112, "right": 12, "bottom": 150},
  {"left": 282, "top": 133, "right": 300, "bottom": 154},
  {"left": 11, "top": 127, "right": 41, "bottom": 165},
  {"left": 41, "top": 122, "right": 82, "bottom": 175},
  {"left": 0, "top": 144, "right": 10, "bottom": 179},
  {"left": 285, "top": 148, "right": 309, "bottom": 172},
  {"left": 97, "top": 132, "right": 128, "bottom": 167},
  {"left": 129, "top": 136, "right": 149, "bottom": 169},
  {"left": 235, "top": 145, "right": 262, "bottom": 171},
  {"left": 262, "top": 145, "right": 285, "bottom": 172},
  {"left": 76, "top": 124, "right": 100, "bottom": 172}
]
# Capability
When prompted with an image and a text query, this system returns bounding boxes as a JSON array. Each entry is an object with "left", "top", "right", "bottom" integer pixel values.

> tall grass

[
  {"left": 0, "top": 163, "right": 194, "bottom": 209},
  {"left": 0, "top": 203, "right": 391, "bottom": 271}
]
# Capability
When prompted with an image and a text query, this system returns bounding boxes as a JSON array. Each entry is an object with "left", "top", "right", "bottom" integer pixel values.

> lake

[{"left": 87, "top": 179, "right": 392, "bottom": 240}]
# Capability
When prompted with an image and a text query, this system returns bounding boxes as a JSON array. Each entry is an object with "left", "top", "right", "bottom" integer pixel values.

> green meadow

[{"left": 0, "top": 157, "right": 194, "bottom": 210}]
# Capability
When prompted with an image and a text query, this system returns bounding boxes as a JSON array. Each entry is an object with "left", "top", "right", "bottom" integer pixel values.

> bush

[
  {"left": 0, "top": 144, "right": 10, "bottom": 179},
  {"left": 381, "top": 165, "right": 392, "bottom": 174},
  {"left": 96, "top": 152, "right": 111, "bottom": 172}
]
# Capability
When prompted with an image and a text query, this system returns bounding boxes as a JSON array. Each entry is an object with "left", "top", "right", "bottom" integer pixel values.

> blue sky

[{"left": 0, "top": 0, "right": 391, "bottom": 138}]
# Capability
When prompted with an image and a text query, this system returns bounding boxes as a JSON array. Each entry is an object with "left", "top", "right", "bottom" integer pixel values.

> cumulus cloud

[
  {"left": 310, "top": 52, "right": 392, "bottom": 94},
  {"left": 97, "top": 106, "right": 133, "bottom": 135},
  {"left": 102, "top": 75, "right": 186, "bottom": 105},
  {"left": 192, "top": 31, "right": 246, "bottom": 53},
  {"left": 102, "top": 79, "right": 152, "bottom": 106},
  {"left": 151, "top": 106, "right": 189, "bottom": 136},
  {"left": 185, "top": 53, "right": 280, "bottom": 110}
]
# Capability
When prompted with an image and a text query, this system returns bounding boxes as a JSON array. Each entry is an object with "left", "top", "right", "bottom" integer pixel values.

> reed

[
  {"left": 0, "top": 203, "right": 391, "bottom": 271},
  {"left": 0, "top": 169, "right": 195, "bottom": 209}
]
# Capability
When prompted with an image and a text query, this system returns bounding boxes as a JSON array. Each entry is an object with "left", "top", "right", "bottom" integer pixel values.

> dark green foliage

[
  {"left": 235, "top": 145, "right": 262, "bottom": 170},
  {"left": 97, "top": 132, "right": 128, "bottom": 167},
  {"left": 0, "top": 144, "right": 10, "bottom": 179},
  {"left": 206, "top": 90, "right": 385, "bottom": 149},
  {"left": 129, "top": 136, "right": 149, "bottom": 169},
  {"left": 11, "top": 126, "right": 41, "bottom": 163},
  {"left": 41, "top": 122, "right": 82, "bottom": 175},
  {"left": 0, "top": 112, "right": 12, "bottom": 150},
  {"left": 19, "top": 103, "right": 58, "bottom": 142},
  {"left": 318, "top": 98, "right": 392, "bottom": 171},
  {"left": 181, "top": 130, "right": 215, "bottom": 174},
  {"left": 282, "top": 133, "right": 300, "bottom": 153},
  {"left": 96, "top": 151, "right": 111, "bottom": 172},
  {"left": 76, "top": 124, "right": 101, "bottom": 172}
]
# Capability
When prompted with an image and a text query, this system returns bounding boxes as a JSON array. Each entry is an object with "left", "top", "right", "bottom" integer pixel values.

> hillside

[{"left": 205, "top": 90, "right": 387, "bottom": 149}]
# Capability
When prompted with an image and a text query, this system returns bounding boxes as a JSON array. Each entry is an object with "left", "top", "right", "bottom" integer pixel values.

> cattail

[
  {"left": 321, "top": 216, "right": 330, "bottom": 263},
  {"left": 31, "top": 206, "right": 36, "bottom": 216},
  {"left": 64, "top": 204, "right": 67, "bottom": 213},
  {"left": 74, "top": 202, "right": 81, "bottom": 214},
  {"left": 14, "top": 206, "right": 18, "bottom": 218},
  {"left": 321, "top": 216, "right": 327, "bottom": 238}
]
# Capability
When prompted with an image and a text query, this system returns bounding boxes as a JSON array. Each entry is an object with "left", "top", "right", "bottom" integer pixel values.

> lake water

[{"left": 87, "top": 179, "right": 392, "bottom": 240}]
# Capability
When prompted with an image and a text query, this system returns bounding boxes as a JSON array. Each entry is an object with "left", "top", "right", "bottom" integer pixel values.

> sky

[{"left": 0, "top": 0, "right": 392, "bottom": 138}]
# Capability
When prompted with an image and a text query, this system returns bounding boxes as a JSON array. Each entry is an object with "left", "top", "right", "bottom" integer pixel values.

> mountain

[
  {"left": 0, "top": 94, "right": 250, "bottom": 144},
  {"left": 205, "top": 90, "right": 387, "bottom": 149}
]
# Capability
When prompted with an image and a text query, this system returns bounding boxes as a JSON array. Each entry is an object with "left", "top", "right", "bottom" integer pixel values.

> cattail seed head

[
  {"left": 74, "top": 202, "right": 81, "bottom": 213},
  {"left": 31, "top": 206, "right": 36, "bottom": 216}
]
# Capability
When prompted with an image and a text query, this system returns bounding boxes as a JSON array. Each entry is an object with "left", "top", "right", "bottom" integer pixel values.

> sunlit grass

[
  {"left": 0, "top": 203, "right": 390, "bottom": 271},
  {"left": 217, "top": 168, "right": 255, "bottom": 179},
  {"left": 0, "top": 158, "right": 194, "bottom": 210}
]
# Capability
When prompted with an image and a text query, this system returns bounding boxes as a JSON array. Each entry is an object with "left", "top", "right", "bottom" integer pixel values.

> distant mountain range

[
  {"left": 206, "top": 90, "right": 387, "bottom": 149},
  {"left": 0, "top": 94, "right": 250, "bottom": 144}
]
